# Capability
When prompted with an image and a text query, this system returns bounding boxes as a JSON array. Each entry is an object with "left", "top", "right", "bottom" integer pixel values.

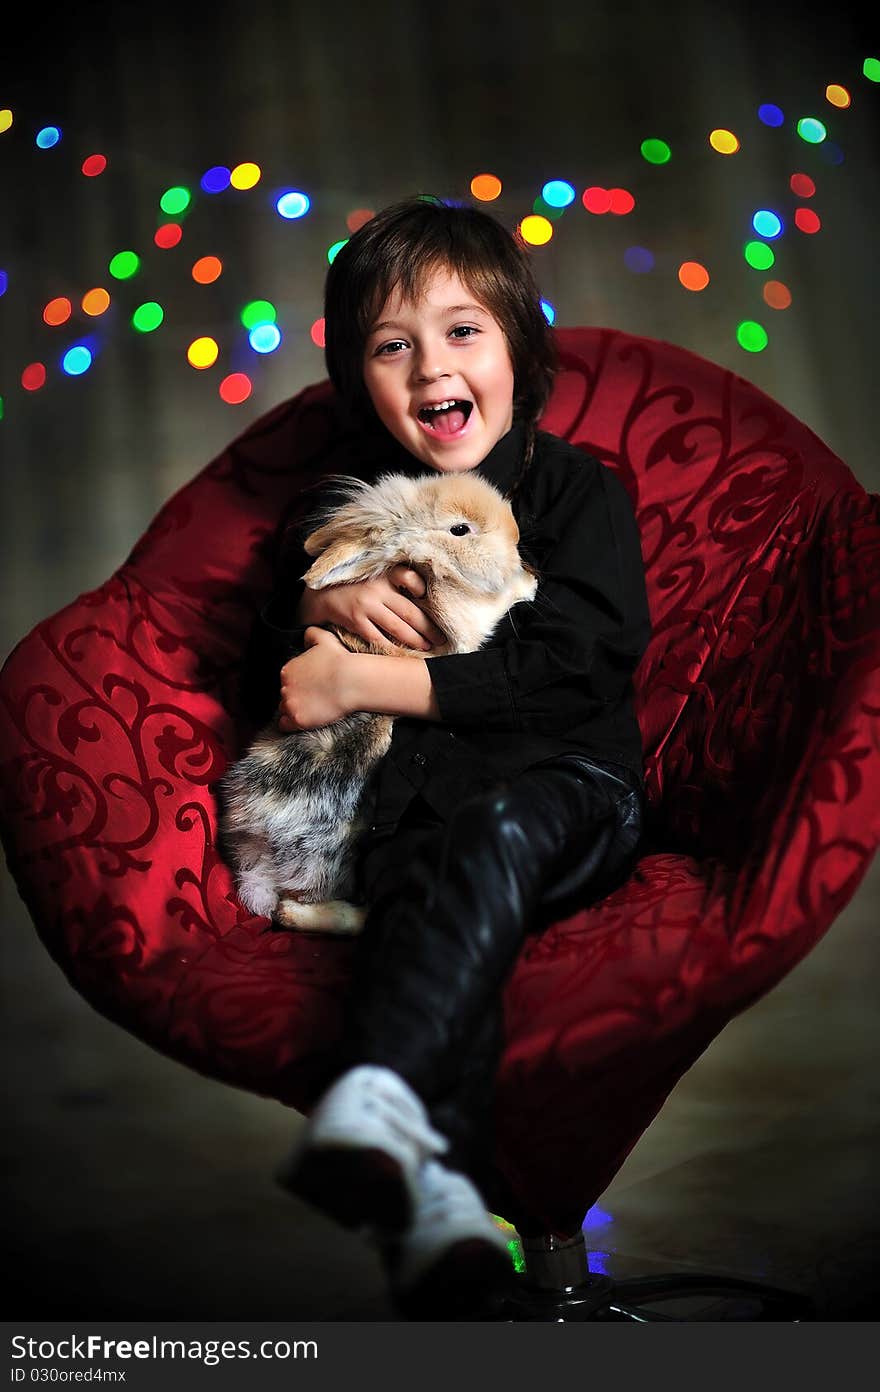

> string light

[
  {"left": 794, "top": 208, "right": 821, "bottom": 234},
  {"left": 470, "top": 174, "right": 502, "bottom": 201},
  {"left": 540, "top": 299, "right": 556, "bottom": 324},
  {"left": 240, "top": 300, "right": 276, "bottom": 329},
  {"left": 249, "top": 323, "right": 282, "bottom": 353},
  {"left": 825, "top": 84, "right": 851, "bottom": 108},
  {"left": 0, "top": 270, "right": 8, "bottom": 297},
  {"left": 797, "top": 117, "right": 827, "bottom": 143},
  {"left": 132, "top": 302, "right": 164, "bottom": 332},
  {"left": 624, "top": 247, "right": 654, "bottom": 273},
  {"left": 61, "top": 345, "right": 93, "bottom": 376},
  {"left": 744, "top": 240, "right": 775, "bottom": 270},
  {"left": 640, "top": 138, "right": 671, "bottom": 164},
  {"left": 43, "top": 297, "right": 72, "bottom": 326},
  {"left": 327, "top": 240, "right": 348, "bottom": 264},
  {"left": 709, "top": 129, "right": 740, "bottom": 154},
  {"left": 790, "top": 173, "right": 816, "bottom": 197},
  {"left": 518, "top": 215, "right": 553, "bottom": 245},
  {"left": 81, "top": 154, "right": 107, "bottom": 177},
  {"left": 752, "top": 210, "right": 783, "bottom": 238},
  {"left": 758, "top": 103, "right": 784, "bottom": 126},
  {"left": 82, "top": 288, "right": 110, "bottom": 317},
  {"left": 345, "top": 209, "right": 375, "bottom": 232},
  {"left": 608, "top": 188, "right": 635, "bottom": 215},
  {"left": 36, "top": 126, "right": 61, "bottom": 148},
  {"left": 736, "top": 321, "right": 768, "bottom": 352},
  {"left": 192, "top": 256, "right": 223, "bottom": 284},
  {"left": 763, "top": 281, "right": 792, "bottom": 310},
  {"left": 541, "top": 180, "right": 575, "bottom": 208},
  {"left": 230, "top": 162, "right": 261, "bottom": 190},
  {"left": 22, "top": 363, "right": 47, "bottom": 391},
  {"left": 310, "top": 318, "right": 326, "bottom": 348},
  {"left": 155, "top": 224, "right": 183, "bottom": 249},
  {"left": 219, "top": 373, "right": 252, "bottom": 404},
  {"left": 0, "top": 109, "right": 12, "bottom": 134},
  {"left": 678, "top": 262, "right": 710, "bottom": 291},
  {"left": 582, "top": 187, "right": 612, "bottom": 214},
  {"left": 187, "top": 337, "right": 219, "bottom": 369},
  {"left": 276, "top": 191, "right": 310, "bottom": 219},
  {"left": 160, "top": 187, "right": 191, "bottom": 216},
  {"left": 201, "top": 166, "right": 231, "bottom": 193},
  {"left": 109, "top": 251, "right": 140, "bottom": 279}
]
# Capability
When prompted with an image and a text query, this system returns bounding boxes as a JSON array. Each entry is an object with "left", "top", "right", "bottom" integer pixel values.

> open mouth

[{"left": 416, "top": 399, "right": 474, "bottom": 435}]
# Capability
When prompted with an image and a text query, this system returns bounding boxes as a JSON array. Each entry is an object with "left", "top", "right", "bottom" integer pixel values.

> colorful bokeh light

[
  {"left": 709, "top": 128, "right": 740, "bottom": 154},
  {"left": 737, "top": 321, "right": 768, "bottom": 352},
  {"left": 542, "top": 180, "right": 575, "bottom": 208},
  {"left": 0, "top": 109, "right": 12, "bottom": 134},
  {"left": 155, "top": 223, "right": 183, "bottom": 249},
  {"left": 678, "top": 261, "right": 710, "bottom": 291},
  {"left": 744, "top": 240, "right": 775, "bottom": 270},
  {"left": 864, "top": 58, "right": 880, "bottom": 82},
  {"left": 249, "top": 323, "right": 282, "bottom": 353},
  {"left": 160, "top": 187, "right": 191, "bottom": 216},
  {"left": 62, "top": 345, "right": 93, "bottom": 376},
  {"left": 797, "top": 117, "right": 827, "bottom": 144},
  {"left": 82, "top": 288, "right": 110, "bottom": 317},
  {"left": 763, "top": 281, "right": 792, "bottom": 310},
  {"left": 219, "top": 373, "right": 252, "bottom": 405},
  {"left": 276, "top": 190, "right": 310, "bottom": 219},
  {"left": 790, "top": 172, "right": 816, "bottom": 198},
  {"left": 327, "top": 239, "right": 348, "bottom": 264},
  {"left": 752, "top": 210, "right": 783, "bottom": 239},
  {"left": 230, "top": 162, "right": 261, "bottom": 190},
  {"left": 640, "top": 138, "right": 671, "bottom": 164},
  {"left": 345, "top": 209, "right": 375, "bottom": 233},
  {"left": 608, "top": 188, "right": 635, "bottom": 215},
  {"left": 187, "top": 337, "right": 219, "bottom": 369},
  {"left": 109, "top": 251, "right": 140, "bottom": 279},
  {"left": 819, "top": 142, "right": 845, "bottom": 165},
  {"left": 201, "top": 166, "right": 231, "bottom": 193},
  {"left": 43, "top": 297, "right": 72, "bottom": 326},
  {"left": 532, "top": 195, "right": 565, "bottom": 221},
  {"left": 794, "top": 208, "right": 821, "bottom": 234},
  {"left": 22, "top": 363, "right": 47, "bottom": 391},
  {"left": 192, "top": 256, "right": 223, "bottom": 284},
  {"left": 0, "top": 270, "right": 8, "bottom": 297},
  {"left": 519, "top": 215, "right": 553, "bottom": 245},
  {"left": 132, "top": 302, "right": 164, "bottom": 332},
  {"left": 470, "top": 174, "right": 502, "bottom": 202},
  {"left": 241, "top": 300, "right": 276, "bottom": 329},
  {"left": 758, "top": 103, "right": 784, "bottom": 126},
  {"left": 582, "top": 187, "right": 612, "bottom": 214},
  {"left": 825, "top": 84, "right": 851, "bottom": 108},
  {"left": 310, "top": 318, "right": 326, "bottom": 348},
  {"left": 624, "top": 247, "right": 654, "bottom": 274},
  {"left": 540, "top": 299, "right": 555, "bottom": 325},
  {"left": 81, "top": 154, "right": 107, "bottom": 177},
  {"left": 36, "top": 126, "right": 61, "bottom": 148}
]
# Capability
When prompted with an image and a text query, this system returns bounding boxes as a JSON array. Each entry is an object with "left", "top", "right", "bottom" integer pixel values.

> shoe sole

[
  {"left": 392, "top": 1238, "right": 514, "bottom": 1321},
  {"left": 279, "top": 1143, "right": 412, "bottom": 1234}
]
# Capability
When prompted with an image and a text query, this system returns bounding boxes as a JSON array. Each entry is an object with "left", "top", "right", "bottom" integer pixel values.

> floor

[{"left": 3, "top": 846, "right": 878, "bottom": 1322}]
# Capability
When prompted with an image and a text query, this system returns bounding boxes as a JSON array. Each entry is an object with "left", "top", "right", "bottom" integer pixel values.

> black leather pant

[{"left": 334, "top": 755, "right": 644, "bottom": 1202}]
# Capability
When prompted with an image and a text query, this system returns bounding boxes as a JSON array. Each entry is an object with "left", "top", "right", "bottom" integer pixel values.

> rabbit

[{"left": 219, "top": 468, "right": 538, "bottom": 935}]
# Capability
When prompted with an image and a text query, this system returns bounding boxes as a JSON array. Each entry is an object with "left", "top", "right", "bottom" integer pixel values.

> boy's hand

[
  {"left": 297, "top": 564, "right": 446, "bottom": 653},
  {"left": 278, "top": 628, "right": 356, "bottom": 731}
]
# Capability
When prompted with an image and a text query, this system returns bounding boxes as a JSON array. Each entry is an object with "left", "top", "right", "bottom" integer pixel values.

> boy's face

[{"left": 361, "top": 266, "right": 515, "bottom": 473}]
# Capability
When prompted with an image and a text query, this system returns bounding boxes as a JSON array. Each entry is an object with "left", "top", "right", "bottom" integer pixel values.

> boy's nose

[{"left": 412, "top": 348, "right": 451, "bottom": 383}]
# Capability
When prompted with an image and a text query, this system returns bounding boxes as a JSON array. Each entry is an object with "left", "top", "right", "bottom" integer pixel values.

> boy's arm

[{"left": 424, "top": 459, "right": 652, "bottom": 735}]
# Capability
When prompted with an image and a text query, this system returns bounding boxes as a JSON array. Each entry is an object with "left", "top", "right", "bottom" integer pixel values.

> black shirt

[{"left": 240, "top": 419, "right": 652, "bottom": 834}]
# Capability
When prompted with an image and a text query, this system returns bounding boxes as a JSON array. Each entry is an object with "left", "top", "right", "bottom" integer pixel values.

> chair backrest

[{"left": 124, "top": 326, "right": 879, "bottom": 868}]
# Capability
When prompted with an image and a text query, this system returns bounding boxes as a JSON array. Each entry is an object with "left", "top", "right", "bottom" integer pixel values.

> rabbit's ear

[{"left": 302, "top": 534, "right": 387, "bottom": 589}]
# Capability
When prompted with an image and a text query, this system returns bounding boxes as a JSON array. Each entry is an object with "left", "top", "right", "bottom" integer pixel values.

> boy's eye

[
  {"left": 450, "top": 325, "right": 479, "bottom": 340},
  {"left": 376, "top": 340, "right": 407, "bottom": 356}
]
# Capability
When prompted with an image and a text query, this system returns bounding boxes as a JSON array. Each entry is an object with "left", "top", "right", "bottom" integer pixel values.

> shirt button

[{"left": 411, "top": 753, "right": 427, "bottom": 767}]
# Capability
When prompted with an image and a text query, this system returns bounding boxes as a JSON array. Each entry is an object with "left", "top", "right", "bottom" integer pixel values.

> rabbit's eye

[{"left": 449, "top": 523, "right": 472, "bottom": 536}]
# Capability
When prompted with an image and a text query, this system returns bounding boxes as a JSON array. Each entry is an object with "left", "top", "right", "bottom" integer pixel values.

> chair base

[{"left": 501, "top": 1231, "right": 814, "bottom": 1322}]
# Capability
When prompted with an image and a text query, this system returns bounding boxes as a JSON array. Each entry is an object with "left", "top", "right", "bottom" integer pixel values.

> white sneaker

[
  {"left": 381, "top": 1159, "right": 514, "bottom": 1320},
  {"left": 276, "top": 1065, "right": 450, "bottom": 1234}
]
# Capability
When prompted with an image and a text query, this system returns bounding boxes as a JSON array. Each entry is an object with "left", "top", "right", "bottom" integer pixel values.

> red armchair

[{"left": 2, "top": 328, "right": 877, "bottom": 1318}]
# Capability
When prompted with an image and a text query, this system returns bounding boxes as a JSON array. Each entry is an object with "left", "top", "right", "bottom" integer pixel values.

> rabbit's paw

[{"left": 274, "top": 897, "right": 366, "bottom": 935}]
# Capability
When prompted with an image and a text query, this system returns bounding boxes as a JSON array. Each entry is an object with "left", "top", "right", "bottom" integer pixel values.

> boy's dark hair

[{"left": 323, "top": 196, "right": 559, "bottom": 499}]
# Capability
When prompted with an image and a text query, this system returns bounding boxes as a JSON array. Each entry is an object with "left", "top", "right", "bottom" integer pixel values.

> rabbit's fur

[{"left": 219, "top": 469, "right": 538, "bottom": 935}]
